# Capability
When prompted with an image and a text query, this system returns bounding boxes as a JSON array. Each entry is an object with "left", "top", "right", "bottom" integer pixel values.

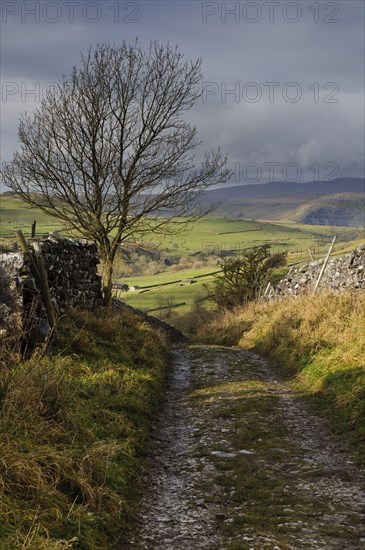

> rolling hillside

[
  {"left": 1, "top": 192, "right": 364, "bottom": 317},
  {"left": 200, "top": 178, "right": 365, "bottom": 226},
  {"left": 297, "top": 193, "right": 365, "bottom": 227},
  {"left": 202, "top": 178, "right": 364, "bottom": 200}
]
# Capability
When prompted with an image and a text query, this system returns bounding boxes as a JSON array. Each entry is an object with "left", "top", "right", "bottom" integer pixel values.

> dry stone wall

[
  {"left": 0, "top": 235, "right": 186, "bottom": 354},
  {"left": 0, "top": 253, "right": 25, "bottom": 353},
  {"left": 274, "top": 246, "right": 365, "bottom": 297},
  {"left": 0, "top": 236, "right": 102, "bottom": 352},
  {"left": 36, "top": 236, "right": 102, "bottom": 311}
]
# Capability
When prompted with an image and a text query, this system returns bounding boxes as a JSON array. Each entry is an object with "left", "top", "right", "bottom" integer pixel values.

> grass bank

[
  {"left": 195, "top": 292, "right": 365, "bottom": 462},
  {"left": 0, "top": 308, "right": 168, "bottom": 549}
]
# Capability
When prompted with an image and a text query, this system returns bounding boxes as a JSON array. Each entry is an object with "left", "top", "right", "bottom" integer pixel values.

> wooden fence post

[
  {"left": 263, "top": 282, "right": 271, "bottom": 298},
  {"left": 31, "top": 220, "right": 37, "bottom": 238},
  {"left": 16, "top": 230, "right": 57, "bottom": 334},
  {"left": 33, "top": 242, "right": 57, "bottom": 331},
  {"left": 312, "top": 235, "right": 337, "bottom": 296}
]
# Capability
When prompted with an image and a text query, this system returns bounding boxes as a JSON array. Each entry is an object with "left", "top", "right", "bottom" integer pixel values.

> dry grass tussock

[
  {"left": 196, "top": 291, "right": 365, "bottom": 459},
  {"left": 0, "top": 307, "right": 168, "bottom": 549}
]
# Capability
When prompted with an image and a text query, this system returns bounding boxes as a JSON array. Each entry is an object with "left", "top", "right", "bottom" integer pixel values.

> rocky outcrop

[
  {"left": 301, "top": 206, "right": 355, "bottom": 227},
  {"left": 274, "top": 246, "right": 365, "bottom": 297},
  {"left": 299, "top": 195, "right": 365, "bottom": 228}
]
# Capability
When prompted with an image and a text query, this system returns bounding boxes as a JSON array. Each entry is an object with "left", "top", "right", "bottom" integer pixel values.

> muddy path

[{"left": 126, "top": 346, "right": 365, "bottom": 550}]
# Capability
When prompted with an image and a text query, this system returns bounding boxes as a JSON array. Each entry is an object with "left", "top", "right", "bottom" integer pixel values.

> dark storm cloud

[{"left": 1, "top": 0, "right": 364, "bottom": 188}]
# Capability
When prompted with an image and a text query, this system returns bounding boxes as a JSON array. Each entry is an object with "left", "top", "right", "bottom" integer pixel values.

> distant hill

[
  {"left": 203, "top": 178, "right": 364, "bottom": 200},
  {"left": 200, "top": 178, "right": 364, "bottom": 227},
  {"left": 296, "top": 193, "right": 365, "bottom": 228},
  {"left": 2, "top": 178, "right": 364, "bottom": 228}
]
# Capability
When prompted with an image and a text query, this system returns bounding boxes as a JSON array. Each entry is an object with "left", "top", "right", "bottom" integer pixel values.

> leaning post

[
  {"left": 16, "top": 230, "right": 57, "bottom": 335},
  {"left": 312, "top": 236, "right": 337, "bottom": 296}
]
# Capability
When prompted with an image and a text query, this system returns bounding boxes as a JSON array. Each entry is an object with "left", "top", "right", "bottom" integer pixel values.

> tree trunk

[{"left": 100, "top": 256, "right": 114, "bottom": 308}]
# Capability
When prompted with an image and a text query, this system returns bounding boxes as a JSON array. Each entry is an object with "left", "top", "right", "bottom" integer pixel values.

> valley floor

[{"left": 127, "top": 345, "right": 365, "bottom": 550}]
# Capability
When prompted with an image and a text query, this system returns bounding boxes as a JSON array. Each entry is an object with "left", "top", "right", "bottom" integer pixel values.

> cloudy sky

[{"left": 1, "top": 0, "right": 364, "bottom": 190}]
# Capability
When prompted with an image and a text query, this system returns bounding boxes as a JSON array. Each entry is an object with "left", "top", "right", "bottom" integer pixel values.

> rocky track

[{"left": 126, "top": 346, "right": 365, "bottom": 550}]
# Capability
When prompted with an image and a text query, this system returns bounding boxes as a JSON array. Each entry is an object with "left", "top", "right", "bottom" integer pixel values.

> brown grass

[
  {"left": 196, "top": 291, "right": 365, "bottom": 460},
  {"left": 0, "top": 307, "right": 168, "bottom": 549}
]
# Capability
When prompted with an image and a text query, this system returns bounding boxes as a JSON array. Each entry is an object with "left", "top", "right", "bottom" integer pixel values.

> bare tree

[{"left": 1, "top": 40, "right": 230, "bottom": 306}]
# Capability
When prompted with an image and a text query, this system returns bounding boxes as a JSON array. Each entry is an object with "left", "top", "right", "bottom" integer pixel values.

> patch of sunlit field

[
  {"left": 142, "top": 216, "right": 360, "bottom": 257},
  {"left": 113, "top": 266, "right": 219, "bottom": 313},
  {"left": 0, "top": 196, "right": 65, "bottom": 239},
  {"left": 1, "top": 196, "right": 360, "bottom": 256}
]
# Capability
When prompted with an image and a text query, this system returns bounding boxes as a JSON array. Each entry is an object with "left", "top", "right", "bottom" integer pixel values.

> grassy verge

[
  {"left": 0, "top": 308, "right": 168, "bottom": 549},
  {"left": 195, "top": 291, "right": 365, "bottom": 462}
]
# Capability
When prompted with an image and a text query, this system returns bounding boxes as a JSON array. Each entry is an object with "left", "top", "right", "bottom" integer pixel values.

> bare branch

[{"left": 1, "top": 40, "right": 231, "bottom": 306}]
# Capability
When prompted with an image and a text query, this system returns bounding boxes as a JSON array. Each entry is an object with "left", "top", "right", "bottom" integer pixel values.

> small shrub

[{"left": 209, "top": 245, "right": 287, "bottom": 310}]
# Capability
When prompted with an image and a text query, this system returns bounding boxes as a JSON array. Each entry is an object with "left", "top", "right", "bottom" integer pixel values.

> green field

[
  {"left": 1, "top": 195, "right": 363, "bottom": 314},
  {"left": 164, "top": 216, "right": 359, "bottom": 251},
  {"left": 1, "top": 196, "right": 360, "bottom": 249},
  {"left": 115, "top": 267, "right": 219, "bottom": 314},
  {"left": 0, "top": 196, "right": 66, "bottom": 238},
  {"left": 115, "top": 217, "right": 363, "bottom": 313}
]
